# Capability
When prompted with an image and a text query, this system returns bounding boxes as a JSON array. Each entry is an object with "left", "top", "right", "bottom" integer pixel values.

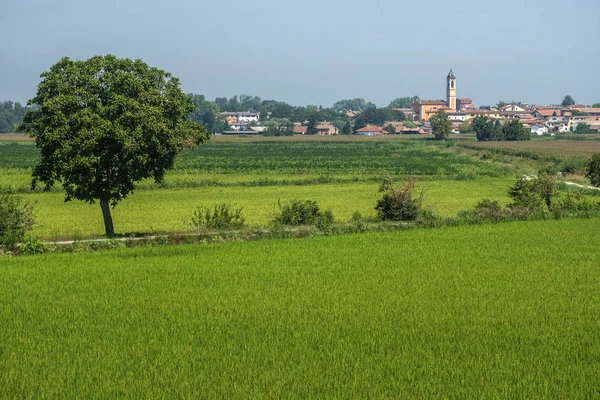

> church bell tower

[{"left": 446, "top": 69, "right": 457, "bottom": 110}]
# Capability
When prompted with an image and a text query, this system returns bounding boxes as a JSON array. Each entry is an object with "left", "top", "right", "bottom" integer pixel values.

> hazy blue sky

[{"left": 1, "top": 0, "right": 599, "bottom": 107}]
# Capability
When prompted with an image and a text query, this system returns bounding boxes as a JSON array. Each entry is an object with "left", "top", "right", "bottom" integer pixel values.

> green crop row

[{"left": 1, "top": 219, "right": 598, "bottom": 398}]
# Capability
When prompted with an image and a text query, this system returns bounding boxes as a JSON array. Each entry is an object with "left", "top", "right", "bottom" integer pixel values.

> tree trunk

[{"left": 100, "top": 198, "right": 115, "bottom": 237}]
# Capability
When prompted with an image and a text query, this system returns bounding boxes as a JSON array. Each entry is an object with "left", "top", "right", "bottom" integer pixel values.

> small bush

[
  {"left": 508, "top": 173, "right": 558, "bottom": 210},
  {"left": 19, "top": 237, "right": 50, "bottom": 255},
  {"left": 273, "top": 199, "right": 334, "bottom": 226},
  {"left": 375, "top": 176, "right": 423, "bottom": 221},
  {"left": 0, "top": 194, "right": 35, "bottom": 249},
  {"left": 190, "top": 203, "right": 245, "bottom": 230}
]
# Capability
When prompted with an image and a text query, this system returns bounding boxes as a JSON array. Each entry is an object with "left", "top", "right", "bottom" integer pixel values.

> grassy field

[
  {"left": 1, "top": 218, "right": 599, "bottom": 398},
  {"left": 461, "top": 139, "right": 600, "bottom": 159},
  {"left": 23, "top": 178, "right": 513, "bottom": 239},
  {"left": 0, "top": 138, "right": 519, "bottom": 238}
]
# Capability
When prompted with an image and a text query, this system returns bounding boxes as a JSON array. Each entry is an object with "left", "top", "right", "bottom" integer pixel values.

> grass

[
  {"left": 23, "top": 178, "right": 514, "bottom": 239},
  {"left": 461, "top": 140, "right": 600, "bottom": 159},
  {"left": 1, "top": 218, "right": 599, "bottom": 398}
]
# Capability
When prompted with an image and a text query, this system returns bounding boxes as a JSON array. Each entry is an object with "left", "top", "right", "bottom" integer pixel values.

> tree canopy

[
  {"left": 388, "top": 96, "right": 419, "bottom": 109},
  {"left": 561, "top": 95, "right": 575, "bottom": 107},
  {"left": 0, "top": 101, "right": 29, "bottom": 133},
  {"left": 586, "top": 153, "right": 600, "bottom": 187},
  {"left": 19, "top": 55, "right": 209, "bottom": 236},
  {"left": 430, "top": 110, "right": 452, "bottom": 140}
]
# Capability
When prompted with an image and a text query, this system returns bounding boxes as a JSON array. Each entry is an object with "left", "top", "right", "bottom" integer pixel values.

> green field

[
  {"left": 1, "top": 139, "right": 519, "bottom": 239},
  {"left": 1, "top": 219, "right": 599, "bottom": 398}
]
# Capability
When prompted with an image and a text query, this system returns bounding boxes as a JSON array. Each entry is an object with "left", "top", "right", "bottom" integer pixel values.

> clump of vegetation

[
  {"left": 375, "top": 175, "right": 423, "bottom": 221},
  {"left": 273, "top": 199, "right": 334, "bottom": 227},
  {"left": 0, "top": 194, "right": 35, "bottom": 249},
  {"left": 508, "top": 173, "right": 558, "bottom": 210},
  {"left": 190, "top": 203, "right": 245, "bottom": 230},
  {"left": 19, "top": 237, "right": 50, "bottom": 255},
  {"left": 585, "top": 153, "right": 600, "bottom": 187}
]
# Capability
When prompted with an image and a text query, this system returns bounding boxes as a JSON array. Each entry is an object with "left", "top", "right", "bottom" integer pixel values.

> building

[
  {"left": 446, "top": 69, "right": 457, "bottom": 110},
  {"left": 221, "top": 112, "right": 260, "bottom": 125},
  {"left": 531, "top": 124, "right": 549, "bottom": 135},
  {"left": 413, "top": 69, "right": 471, "bottom": 121},
  {"left": 315, "top": 123, "right": 338, "bottom": 135},
  {"left": 355, "top": 125, "right": 387, "bottom": 135}
]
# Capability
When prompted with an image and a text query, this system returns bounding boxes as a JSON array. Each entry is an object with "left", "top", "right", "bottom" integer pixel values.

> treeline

[
  {"left": 0, "top": 101, "right": 29, "bottom": 133},
  {"left": 188, "top": 94, "right": 419, "bottom": 134},
  {"left": 470, "top": 116, "right": 531, "bottom": 141},
  {"left": 2, "top": 94, "right": 420, "bottom": 134}
]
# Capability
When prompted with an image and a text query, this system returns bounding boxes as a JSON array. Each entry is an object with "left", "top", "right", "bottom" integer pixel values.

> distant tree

[
  {"left": 19, "top": 55, "right": 209, "bottom": 237},
  {"left": 263, "top": 118, "right": 294, "bottom": 136},
  {"left": 501, "top": 119, "right": 530, "bottom": 141},
  {"left": 388, "top": 96, "right": 419, "bottom": 109},
  {"left": 575, "top": 122, "right": 591, "bottom": 134},
  {"left": 561, "top": 95, "right": 575, "bottom": 107},
  {"left": 479, "top": 105, "right": 491, "bottom": 110},
  {"left": 585, "top": 153, "right": 600, "bottom": 187},
  {"left": 0, "top": 101, "right": 29, "bottom": 133},
  {"left": 430, "top": 110, "right": 452, "bottom": 140},
  {"left": 472, "top": 115, "right": 499, "bottom": 141},
  {"left": 402, "top": 120, "right": 417, "bottom": 129},
  {"left": 188, "top": 94, "right": 227, "bottom": 133},
  {"left": 592, "top": 103, "right": 600, "bottom": 108},
  {"left": 332, "top": 98, "right": 368, "bottom": 112},
  {"left": 459, "top": 120, "right": 472, "bottom": 134},
  {"left": 394, "top": 110, "right": 406, "bottom": 121},
  {"left": 496, "top": 101, "right": 507, "bottom": 108},
  {"left": 342, "top": 121, "right": 353, "bottom": 135},
  {"left": 306, "top": 114, "right": 318, "bottom": 135},
  {"left": 0, "top": 194, "right": 35, "bottom": 248},
  {"left": 384, "top": 123, "right": 396, "bottom": 134}
]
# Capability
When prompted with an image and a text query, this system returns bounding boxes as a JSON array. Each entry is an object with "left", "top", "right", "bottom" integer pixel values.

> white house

[{"left": 531, "top": 124, "right": 549, "bottom": 135}]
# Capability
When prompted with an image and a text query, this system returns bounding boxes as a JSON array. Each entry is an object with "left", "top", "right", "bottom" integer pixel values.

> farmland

[
  {"left": 460, "top": 138, "right": 600, "bottom": 160},
  {"left": 1, "top": 219, "right": 599, "bottom": 398},
  {"left": 1, "top": 138, "right": 518, "bottom": 238}
]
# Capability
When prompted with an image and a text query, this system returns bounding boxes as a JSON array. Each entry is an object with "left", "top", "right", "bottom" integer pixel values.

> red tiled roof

[
  {"left": 293, "top": 126, "right": 308, "bottom": 134},
  {"left": 356, "top": 125, "right": 385, "bottom": 132}
]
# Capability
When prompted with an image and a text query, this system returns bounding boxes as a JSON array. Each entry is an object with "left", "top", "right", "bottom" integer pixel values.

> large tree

[
  {"left": 501, "top": 119, "right": 530, "bottom": 141},
  {"left": 472, "top": 115, "right": 499, "bottom": 141},
  {"left": 430, "top": 110, "right": 452, "bottom": 140},
  {"left": 19, "top": 55, "right": 209, "bottom": 236},
  {"left": 561, "top": 95, "right": 575, "bottom": 107}
]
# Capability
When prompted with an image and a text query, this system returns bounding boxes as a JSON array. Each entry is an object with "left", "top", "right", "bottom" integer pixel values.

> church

[{"left": 413, "top": 69, "right": 473, "bottom": 121}]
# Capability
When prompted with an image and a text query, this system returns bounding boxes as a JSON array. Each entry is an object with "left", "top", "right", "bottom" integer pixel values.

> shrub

[
  {"left": 190, "top": 203, "right": 245, "bottom": 230},
  {"left": 0, "top": 194, "right": 35, "bottom": 249},
  {"left": 586, "top": 153, "right": 600, "bottom": 187},
  {"left": 508, "top": 173, "right": 558, "bottom": 210},
  {"left": 375, "top": 176, "right": 423, "bottom": 221},
  {"left": 273, "top": 199, "right": 334, "bottom": 226},
  {"left": 19, "top": 237, "right": 50, "bottom": 255}
]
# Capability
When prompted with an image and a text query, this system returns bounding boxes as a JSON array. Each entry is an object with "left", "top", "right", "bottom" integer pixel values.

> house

[
  {"left": 315, "top": 123, "right": 338, "bottom": 135},
  {"left": 413, "top": 100, "right": 447, "bottom": 121},
  {"left": 293, "top": 125, "right": 308, "bottom": 134},
  {"left": 531, "top": 124, "right": 549, "bottom": 135},
  {"left": 220, "top": 112, "right": 260, "bottom": 125},
  {"left": 457, "top": 98, "right": 474, "bottom": 110},
  {"left": 355, "top": 125, "right": 387, "bottom": 135},
  {"left": 499, "top": 104, "right": 525, "bottom": 112}
]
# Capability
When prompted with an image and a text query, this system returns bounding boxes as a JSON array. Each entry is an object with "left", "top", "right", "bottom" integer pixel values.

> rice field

[{"left": 1, "top": 218, "right": 599, "bottom": 398}]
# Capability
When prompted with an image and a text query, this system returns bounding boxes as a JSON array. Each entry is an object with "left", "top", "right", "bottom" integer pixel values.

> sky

[{"left": 1, "top": 0, "right": 599, "bottom": 108}]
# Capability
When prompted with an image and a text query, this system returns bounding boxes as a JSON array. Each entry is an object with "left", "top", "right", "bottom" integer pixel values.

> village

[{"left": 218, "top": 70, "right": 600, "bottom": 137}]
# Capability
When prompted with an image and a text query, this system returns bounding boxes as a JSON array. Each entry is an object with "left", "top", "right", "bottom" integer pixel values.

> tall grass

[{"left": 1, "top": 219, "right": 599, "bottom": 397}]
